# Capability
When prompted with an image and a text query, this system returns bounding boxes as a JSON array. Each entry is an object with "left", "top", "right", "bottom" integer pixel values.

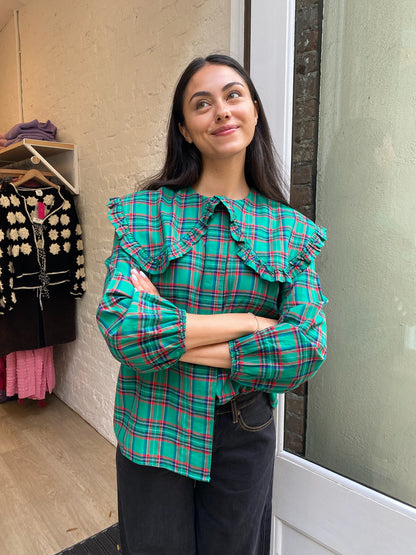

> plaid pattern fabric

[{"left": 96, "top": 187, "right": 327, "bottom": 481}]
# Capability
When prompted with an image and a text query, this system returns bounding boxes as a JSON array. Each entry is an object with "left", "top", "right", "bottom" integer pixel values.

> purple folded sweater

[{"left": 4, "top": 119, "right": 57, "bottom": 146}]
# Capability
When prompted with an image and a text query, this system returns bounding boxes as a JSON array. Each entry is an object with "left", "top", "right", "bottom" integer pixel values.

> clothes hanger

[
  {"left": 13, "top": 168, "right": 59, "bottom": 189},
  {"left": 0, "top": 168, "right": 55, "bottom": 177},
  {"left": 0, "top": 169, "right": 27, "bottom": 176}
]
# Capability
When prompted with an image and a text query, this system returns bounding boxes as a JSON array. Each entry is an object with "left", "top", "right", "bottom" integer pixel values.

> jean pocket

[{"left": 237, "top": 393, "right": 274, "bottom": 432}]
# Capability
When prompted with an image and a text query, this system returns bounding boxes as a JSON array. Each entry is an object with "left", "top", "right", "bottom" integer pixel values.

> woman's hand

[
  {"left": 130, "top": 267, "right": 160, "bottom": 296},
  {"left": 255, "top": 315, "right": 280, "bottom": 331}
]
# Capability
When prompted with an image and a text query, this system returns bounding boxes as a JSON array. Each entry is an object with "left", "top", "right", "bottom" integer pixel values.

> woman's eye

[
  {"left": 228, "top": 91, "right": 241, "bottom": 100},
  {"left": 196, "top": 100, "right": 210, "bottom": 109}
]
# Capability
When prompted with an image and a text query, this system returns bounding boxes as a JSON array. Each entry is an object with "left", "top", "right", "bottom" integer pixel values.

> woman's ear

[
  {"left": 179, "top": 122, "right": 192, "bottom": 144},
  {"left": 254, "top": 100, "right": 259, "bottom": 126}
]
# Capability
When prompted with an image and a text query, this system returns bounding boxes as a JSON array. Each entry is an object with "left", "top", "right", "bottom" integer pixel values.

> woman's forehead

[{"left": 184, "top": 64, "right": 247, "bottom": 99}]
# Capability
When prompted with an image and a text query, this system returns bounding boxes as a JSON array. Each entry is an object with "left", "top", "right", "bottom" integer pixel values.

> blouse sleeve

[
  {"left": 96, "top": 236, "right": 187, "bottom": 373},
  {"left": 228, "top": 260, "right": 327, "bottom": 393}
]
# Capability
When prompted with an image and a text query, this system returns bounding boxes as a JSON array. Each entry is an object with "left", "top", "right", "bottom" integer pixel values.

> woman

[{"left": 96, "top": 54, "right": 327, "bottom": 555}]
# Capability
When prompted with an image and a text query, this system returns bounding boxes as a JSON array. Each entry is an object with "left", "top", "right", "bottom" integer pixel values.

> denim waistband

[{"left": 215, "top": 391, "right": 262, "bottom": 420}]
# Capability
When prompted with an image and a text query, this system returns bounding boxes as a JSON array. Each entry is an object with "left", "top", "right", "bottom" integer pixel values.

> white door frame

[
  {"left": 274, "top": 406, "right": 416, "bottom": 554},
  {"left": 246, "top": 1, "right": 416, "bottom": 553},
  {"left": 250, "top": 0, "right": 295, "bottom": 179}
]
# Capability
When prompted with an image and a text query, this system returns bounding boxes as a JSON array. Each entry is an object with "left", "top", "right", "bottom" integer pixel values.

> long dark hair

[{"left": 142, "top": 54, "right": 288, "bottom": 204}]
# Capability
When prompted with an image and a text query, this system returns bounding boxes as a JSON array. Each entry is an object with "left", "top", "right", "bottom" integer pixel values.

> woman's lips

[{"left": 211, "top": 125, "right": 238, "bottom": 136}]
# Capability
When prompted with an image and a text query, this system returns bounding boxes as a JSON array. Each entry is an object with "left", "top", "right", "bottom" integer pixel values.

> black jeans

[{"left": 116, "top": 391, "right": 276, "bottom": 555}]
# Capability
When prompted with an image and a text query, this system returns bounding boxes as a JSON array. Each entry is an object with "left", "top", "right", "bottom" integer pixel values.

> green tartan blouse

[{"left": 96, "top": 186, "right": 327, "bottom": 481}]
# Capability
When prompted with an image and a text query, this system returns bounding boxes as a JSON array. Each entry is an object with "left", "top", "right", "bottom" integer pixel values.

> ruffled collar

[{"left": 108, "top": 187, "right": 326, "bottom": 283}]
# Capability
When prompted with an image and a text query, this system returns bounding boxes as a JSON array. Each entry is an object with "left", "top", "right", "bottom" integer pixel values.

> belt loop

[{"left": 231, "top": 398, "right": 239, "bottom": 424}]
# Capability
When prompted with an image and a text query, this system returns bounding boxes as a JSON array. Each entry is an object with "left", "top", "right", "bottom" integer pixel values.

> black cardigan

[{"left": 0, "top": 181, "right": 85, "bottom": 355}]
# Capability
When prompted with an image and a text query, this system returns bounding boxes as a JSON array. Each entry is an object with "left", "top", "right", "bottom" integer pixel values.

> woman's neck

[{"left": 193, "top": 156, "right": 249, "bottom": 200}]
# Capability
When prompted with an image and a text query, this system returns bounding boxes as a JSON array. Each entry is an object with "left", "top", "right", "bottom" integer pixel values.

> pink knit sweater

[{"left": 6, "top": 347, "right": 55, "bottom": 400}]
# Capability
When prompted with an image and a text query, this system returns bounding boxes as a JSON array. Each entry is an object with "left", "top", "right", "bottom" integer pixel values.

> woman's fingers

[
  {"left": 130, "top": 268, "right": 160, "bottom": 296},
  {"left": 256, "top": 316, "right": 280, "bottom": 331},
  {"left": 130, "top": 268, "right": 141, "bottom": 289}
]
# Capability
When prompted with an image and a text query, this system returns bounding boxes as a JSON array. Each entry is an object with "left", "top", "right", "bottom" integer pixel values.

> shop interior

[{"left": 0, "top": 1, "right": 232, "bottom": 552}]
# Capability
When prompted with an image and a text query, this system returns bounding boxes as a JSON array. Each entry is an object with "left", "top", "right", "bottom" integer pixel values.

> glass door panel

[{"left": 286, "top": 0, "right": 416, "bottom": 508}]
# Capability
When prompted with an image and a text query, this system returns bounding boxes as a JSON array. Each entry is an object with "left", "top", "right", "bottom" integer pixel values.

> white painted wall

[
  {"left": 0, "top": 16, "right": 20, "bottom": 129},
  {"left": 0, "top": 0, "right": 231, "bottom": 443}
]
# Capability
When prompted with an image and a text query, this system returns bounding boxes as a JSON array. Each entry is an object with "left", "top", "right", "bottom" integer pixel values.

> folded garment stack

[{"left": 0, "top": 119, "right": 57, "bottom": 148}]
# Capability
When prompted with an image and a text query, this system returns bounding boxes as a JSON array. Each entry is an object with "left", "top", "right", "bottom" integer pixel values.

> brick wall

[{"left": 285, "top": 0, "right": 323, "bottom": 455}]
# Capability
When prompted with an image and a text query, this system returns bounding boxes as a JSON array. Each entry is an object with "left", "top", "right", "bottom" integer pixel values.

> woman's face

[{"left": 179, "top": 64, "right": 258, "bottom": 163}]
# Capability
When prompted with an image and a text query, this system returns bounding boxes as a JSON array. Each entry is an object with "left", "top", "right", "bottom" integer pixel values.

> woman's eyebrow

[{"left": 188, "top": 81, "right": 245, "bottom": 103}]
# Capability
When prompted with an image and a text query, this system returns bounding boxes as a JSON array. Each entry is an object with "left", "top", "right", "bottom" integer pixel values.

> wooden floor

[{"left": 0, "top": 394, "right": 118, "bottom": 555}]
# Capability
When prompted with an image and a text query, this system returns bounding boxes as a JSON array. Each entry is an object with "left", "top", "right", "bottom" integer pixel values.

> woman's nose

[{"left": 215, "top": 102, "right": 231, "bottom": 121}]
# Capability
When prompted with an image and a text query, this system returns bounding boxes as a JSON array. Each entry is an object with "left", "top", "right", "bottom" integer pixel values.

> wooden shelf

[
  {"left": 0, "top": 139, "right": 74, "bottom": 164},
  {"left": 0, "top": 139, "right": 79, "bottom": 194}
]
